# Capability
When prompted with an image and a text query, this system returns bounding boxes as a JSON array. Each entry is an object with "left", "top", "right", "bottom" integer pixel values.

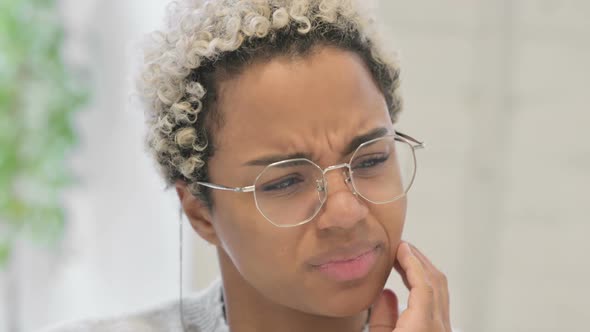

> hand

[{"left": 368, "top": 242, "right": 452, "bottom": 332}]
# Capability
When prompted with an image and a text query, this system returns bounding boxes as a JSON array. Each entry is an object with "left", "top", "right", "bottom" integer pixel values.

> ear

[{"left": 175, "top": 181, "right": 221, "bottom": 246}]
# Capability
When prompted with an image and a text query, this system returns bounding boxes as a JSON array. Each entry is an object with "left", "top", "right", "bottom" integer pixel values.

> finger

[
  {"left": 395, "top": 241, "right": 435, "bottom": 320},
  {"left": 410, "top": 244, "right": 451, "bottom": 330},
  {"left": 368, "top": 289, "right": 399, "bottom": 332},
  {"left": 393, "top": 259, "right": 410, "bottom": 290},
  {"left": 406, "top": 245, "right": 440, "bottom": 316}
]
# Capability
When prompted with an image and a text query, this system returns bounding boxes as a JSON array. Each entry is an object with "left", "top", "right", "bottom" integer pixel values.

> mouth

[{"left": 309, "top": 244, "right": 381, "bottom": 282}]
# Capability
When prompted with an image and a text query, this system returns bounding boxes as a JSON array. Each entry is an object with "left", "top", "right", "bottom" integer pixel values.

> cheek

[
  {"left": 213, "top": 194, "right": 261, "bottom": 261},
  {"left": 212, "top": 192, "right": 299, "bottom": 279},
  {"left": 372, "top": 197, "right": 407, "bottom": 263},
  {"left": 213, "top": 195, "right": 311, "bottom": 310}
]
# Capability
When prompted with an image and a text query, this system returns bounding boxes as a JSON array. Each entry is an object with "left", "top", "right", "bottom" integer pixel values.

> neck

[{"left": 217, "top": 248, "right": 368, "bottom": 332}]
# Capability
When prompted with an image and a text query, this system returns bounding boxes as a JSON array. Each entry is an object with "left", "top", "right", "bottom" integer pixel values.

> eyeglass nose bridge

[
  {"left": 316, "top": 163, "right": 356, "bottom": 196},
  {"left": 322, "top": 163, "right": 349, "bottom": 175}
]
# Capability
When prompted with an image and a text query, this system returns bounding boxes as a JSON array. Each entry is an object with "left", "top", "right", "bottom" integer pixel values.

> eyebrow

[
  {"left": 342, "top": 127, "right": 390, "bottom": 156},
  {"left": 244, "top": 127, "right": 390, "bottom": 167},
  {"left": 244, "top": 152, "right": 313, "bottom": 167}
]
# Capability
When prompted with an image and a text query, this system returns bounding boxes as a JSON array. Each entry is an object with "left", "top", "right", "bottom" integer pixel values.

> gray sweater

[{"left": 41, "top": 279, "right": 229, "bottom": 332}]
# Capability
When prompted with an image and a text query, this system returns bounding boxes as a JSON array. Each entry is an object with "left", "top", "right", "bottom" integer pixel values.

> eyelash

[{"left": 260, "top": 175, "right": 304, "bottom": 192}]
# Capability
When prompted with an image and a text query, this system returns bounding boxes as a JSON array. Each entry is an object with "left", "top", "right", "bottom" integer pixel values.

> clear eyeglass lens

[
  {"left": 253, "top": 137, "right": 416, "bottom": 226},
  {"left": 350, "top": 137, "right": 415, "bottom": 204},
  {"left": 254, "top": 160, "right": 325, "bottom": 226}
]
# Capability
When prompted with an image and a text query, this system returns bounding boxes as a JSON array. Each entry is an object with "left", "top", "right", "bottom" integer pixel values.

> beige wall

[{"left": 368, "top": 1, "right": 589, "bottom": 331}]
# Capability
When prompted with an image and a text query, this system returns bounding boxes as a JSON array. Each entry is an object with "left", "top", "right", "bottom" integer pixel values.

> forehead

[{"left": 213, "top": 47, "right": 392, "bottom": 164}]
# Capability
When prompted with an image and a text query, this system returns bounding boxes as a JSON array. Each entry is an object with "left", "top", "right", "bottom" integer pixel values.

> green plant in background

[{"left": 0, "top": 0, "right": 88, "bottom": 268}]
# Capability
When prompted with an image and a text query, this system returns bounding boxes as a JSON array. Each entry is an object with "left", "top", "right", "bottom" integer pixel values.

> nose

[{"left": 315, "top": 168, "right": 369, "bottom": 230}]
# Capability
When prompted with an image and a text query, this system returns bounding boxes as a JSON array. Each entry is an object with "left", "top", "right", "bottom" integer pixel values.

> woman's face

[{"left": 205, "top": 47, "right": 406, "bottom": 317}]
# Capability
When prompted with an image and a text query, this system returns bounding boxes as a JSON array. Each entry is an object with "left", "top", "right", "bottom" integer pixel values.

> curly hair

[{"left": 138, "top": 0, "right": 403, "bottom": 206}]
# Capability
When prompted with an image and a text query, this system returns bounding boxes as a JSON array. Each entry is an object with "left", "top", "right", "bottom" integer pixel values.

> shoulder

[
  {"left": 39, "top": 278, "right": 226, "bottom": 332},
  {"left": 38, "top": 316, "right": 166, "bottom": 332},
  {"left": 39, "top": 300, "right": 185, "bottom": 332}
]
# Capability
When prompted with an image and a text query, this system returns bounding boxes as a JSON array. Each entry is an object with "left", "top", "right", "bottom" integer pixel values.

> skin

[{"left": 177, "top": 46, "right": 451, "bottom": 332}]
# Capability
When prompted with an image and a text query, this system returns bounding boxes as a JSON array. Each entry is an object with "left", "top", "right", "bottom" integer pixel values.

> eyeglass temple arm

[
  {"left": 395, "top": 131, "right": 426, "bottom": 149},
  {"left": 197, "top": 182, "right": 255, "bottom": 193}
]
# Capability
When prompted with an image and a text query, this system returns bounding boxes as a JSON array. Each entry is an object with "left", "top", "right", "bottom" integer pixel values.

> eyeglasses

[{"left": 197, "top": 131, "right": 424, "bottom": 227}]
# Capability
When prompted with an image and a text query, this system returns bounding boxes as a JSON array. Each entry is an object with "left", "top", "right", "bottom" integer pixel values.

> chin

[
  {"left": 310, "top": 270, "right": 390, "bottom": 317},
  {"left": 314, "top": 285, "right": 381, "bottom": 317},
  {"left": 323, "top": 301, "right": 374, "bottom": 318}
]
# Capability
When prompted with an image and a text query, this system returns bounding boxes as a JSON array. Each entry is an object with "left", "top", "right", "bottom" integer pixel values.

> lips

[{"left": 308, "top": 242, "right": 382, "bottom": 282}]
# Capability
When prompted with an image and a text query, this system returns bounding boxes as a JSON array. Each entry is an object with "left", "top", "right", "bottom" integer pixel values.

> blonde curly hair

[{"left": 138, "top": 0, "right": 402, "bottom": 205}]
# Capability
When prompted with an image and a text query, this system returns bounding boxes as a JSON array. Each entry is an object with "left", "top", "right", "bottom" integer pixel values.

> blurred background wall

[{"left": 0, "top": 0, "right": 588, "bottom": 331}]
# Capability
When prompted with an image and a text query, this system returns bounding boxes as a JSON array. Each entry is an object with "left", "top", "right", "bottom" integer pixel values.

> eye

[
  {"left": 260, "top": 175, "right": 304, "bottom": 192},
  {"left": 352, "top": 154, "right": 389, "bottom": 170}
]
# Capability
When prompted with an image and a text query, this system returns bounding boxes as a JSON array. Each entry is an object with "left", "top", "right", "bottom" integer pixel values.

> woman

[{"left": 45, "top": 0, "right": 452, "bottom": 331}]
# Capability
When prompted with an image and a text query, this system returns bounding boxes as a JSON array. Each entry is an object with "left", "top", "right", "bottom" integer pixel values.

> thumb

[{"left": 368, "top": 289, "right": 399, "bottom": 332}]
